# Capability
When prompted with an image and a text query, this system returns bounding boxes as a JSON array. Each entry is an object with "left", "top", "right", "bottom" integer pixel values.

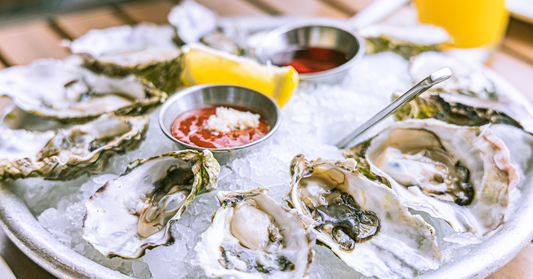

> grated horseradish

[{"left": 205, "top": 107, "right": 260, "bottom": 133}]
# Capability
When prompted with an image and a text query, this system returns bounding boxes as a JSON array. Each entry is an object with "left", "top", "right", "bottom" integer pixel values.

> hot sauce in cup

[{"left": 171, "top": 106, "right": 270, "bottom": 149}]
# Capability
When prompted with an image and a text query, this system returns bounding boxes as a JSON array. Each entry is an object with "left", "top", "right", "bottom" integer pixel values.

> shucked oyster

[
  {"left": 285, "top": 155, "right": 442, "bottom": 279},
  {"left": 70, "top": 23, "right": 183, "bottom": 94},
  {"left": 0, "top": 56, "right": 165, "bottom": 122},
  {"left": 401, "top": 51, "right": 533, "bottom": 134},
  {"left": 83, "top": 150, "right": 220, "bottom": 259},
  {"left": 410, "top": 52, "right": 497, "bottom": 99},
  {"left": 0, "top": 113, "right": 148, "bottom": 180},
  {"left": 193, "top": 188, "right": 315, "bottom": 279},
  {"left": 358, "top": 24, "right": 450, "bottom": 58},
  {"left": 168, "top": 1, "right": 248, "bottom": 56},
  {"left": 343, "top": 119, "right": 519, "bottom": 237}
]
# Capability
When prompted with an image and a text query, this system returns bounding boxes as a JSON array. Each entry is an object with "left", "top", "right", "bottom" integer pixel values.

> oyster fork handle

[{"left": 335, "top": 68, "right": 452, "bottom": 149}]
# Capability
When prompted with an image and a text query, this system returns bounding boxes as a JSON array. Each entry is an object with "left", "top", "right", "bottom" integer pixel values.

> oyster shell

[
  {"left": 285, "top": 155, "right": 442, "bottom": 279},
  {"left": 403, "top": 51, "right": 533, "bottom": 134},
  {"left": 0, "top": 56, "right": 165, "bottom": 122},
  {"left": 358, "top": 24, "right": 450, "bottom": 58},
  {"left": 168, "top": 1, "right": 217, "bottom": 45},
  {"left": 343, "top": 119, "right": 519, "bottom": 237},
  {"left": 193, "top": 188, "right": 315, "bottom": 279},
  {"left": 82, "top": 150, "right": 220, "bottom": 259},
  {"left": 70, "top": 23, "right": 183, "bottom": 94},
  {"left": 168, "top": 1, "right": 249, "bottom": 56},
  {"left": 410, "top": 52, "right": 497, "bottom": 99},
  {"left": 0, "top": 113, "right": 149, "bottom": 180}
]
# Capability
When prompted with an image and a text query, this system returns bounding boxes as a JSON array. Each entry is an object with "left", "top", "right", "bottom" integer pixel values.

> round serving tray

[{"left": 2, "top": 18, "right": 533, "bottom": 279}]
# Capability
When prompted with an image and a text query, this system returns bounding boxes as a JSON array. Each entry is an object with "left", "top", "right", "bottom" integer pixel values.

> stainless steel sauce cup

[
  {"left": 255, "top": 21, "right": 365, "bottom": 83},
  {"left": 159, "top": 84, "right": 281, "bottom": 162}
]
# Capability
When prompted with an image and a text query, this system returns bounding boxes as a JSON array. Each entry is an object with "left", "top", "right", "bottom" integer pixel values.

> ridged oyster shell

[
  {"left": 0, "top": 113, "right": 148, "bottom": 180},
  {"left": 285, "top": 155, "right": 442, "bottom": 279},
  {"left": 70, "top": 23, "right": 183, "bottom": 94},
  {"left": 358, "top": 24, "right": 450, "bottom": 58},
  {"left": 193, "top": 188, "right": 316, "bottom": 279},
  {"left": 343, "top": 119, "right": 519, "bottom": 238},
  {"left": 82, "top": 150, "right": 220, "bottom": 259},
  {"left": 404, "top": 51, "right": 533, "bottom": 134},
  {"left": 0, "top": 56, "right": 165, "bottom": 122}
]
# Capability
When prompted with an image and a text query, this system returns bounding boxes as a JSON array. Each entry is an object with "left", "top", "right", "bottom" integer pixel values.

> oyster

[
  {"left": 410, "top": 52, "right": 497, "bottom": 99},
  {"left": 168, "top": 1, "right": 217, "bottom": 45},
  {"left": 168, "top": 1, "right": 249, "bottom": 56},
  {"left": 0, "top": 113, "right": 149, "bottom": 180},
  {"left": 82, "top": 150, "right": 220, "bottom": 259},
  {"left": 343, "top": 119, "right": 519, "bottom": 237},
  {"left": 70, "top": 23, "right": 183, "bottom": 94},
  {"left": 193, "top": 188, "right": 315, "bottom": 279},
  {"left": 285, "top": 155, "right": 442, "bottom": 279},
  {"left": 0, "top": 56, "right": 165, "bottom": 122},
  {"left": 403, "top": 51, "right": 533, "bottom": 134},
  {"left": 358, "top": 24, "right": 450, "bottom": 58}
]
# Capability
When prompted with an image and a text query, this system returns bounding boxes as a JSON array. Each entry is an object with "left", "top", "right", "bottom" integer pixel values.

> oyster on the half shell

[
  {"left": 70, "top": 23, "right": 183, "bottom": 94},
  {"left": 343, "top": 119, "right": 519, "bottom": 238},
  {"left": 0, "top": 113, "right": 149, "bottom": 180},
  {"left": 358, "top": 24, "right": 450, "bottom": 58},
  {"left": 82, "top": 150, "right": 220, "bottom": 259},
  {"left": 193, "top": 188, "right": 316, "bottom": 279},
  {"left": 0, "top": 56, "right": 165, "bottom": 122},
  {"left": 402, "top": 51, "right": 533, "bottom": 134},
  {"left": 285, "top": 155, "right": 442, "bottom": 279}
]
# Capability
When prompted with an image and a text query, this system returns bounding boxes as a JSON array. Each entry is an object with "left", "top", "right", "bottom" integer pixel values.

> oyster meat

[
  {"left": 285, "top": 155, "right": 442, "bottom": 279},
  {"left": 0, "top": 113, "right": 148, "bottom": 180},
  {"left": 0, "top": 56, "right": 165, "bottom": 122},
  {"left": 82, "top": 150, "right": 220, "bottom": 259},
  {"left": 343, "top": 119, "right": 519, "bottom": 237},
  {"left": 70, "top": 23, "right": 183, "bottom": 94},
  {"left": 403, "top": 51, "right": 533, "bottom": 134},
  {"left": 193, "top": 188, "right": 316, "bottom": 279},
  {"left": 358, "top": 24, "right": 450, "bottom": 58}
]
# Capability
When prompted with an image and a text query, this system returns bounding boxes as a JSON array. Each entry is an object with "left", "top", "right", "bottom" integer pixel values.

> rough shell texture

[
  {"left": 0, "top": 56, "right": 166, "bottom": 122},
  {"left": 399, "top": 52, "right": 533, "bottom": 135},
  {"left": 0, "top": 113, "right": 149, "bottom": 180},
  {"left": 70, "top": 24, "right": 183, "bottom": 94},
  {"left": 410, "top": 52, "right": 497, "bottom": 99},
  {"left": 168, "top": 1, "right": 217, "bottom": 44},
  {"left": 358, "top": 24, "right": 450, "bottom": 58},
  {"left": 82, "top": 150, "right": 220, "bottom": 259},
  {"left": 343, "top": 119, "right": 519, "bottom": 238},
  {"left": 193, "top": 188, "right": 316, "bottom": 279},
  {"left": 285, "top": 154, "right": 442, "bottom": 279}
]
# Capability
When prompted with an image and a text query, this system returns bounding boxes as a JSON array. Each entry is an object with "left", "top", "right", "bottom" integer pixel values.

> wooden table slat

[
  {"left": 318, "top": 0, "right": 373, "bottom": 15},
  {"left": 502, "top": 18, "right": 533, "bottom": 65},
  {"left": 488, "top": 51, "right": 533, "bottom": 102},
  {"left": 488, "top": 243, "right": 533, "bottom": 279},
  {"left": 54, "top": 8, "right": 129, "bottom": 39},
  {"left": 197, "top": 0, "right": 268, "bottom": 16},
  {"left": 0, "top": 20, "right": 70, "bottom": 65},
  {"left": 119, "top": 0, "right": 174, "bottom": 25},
  {"left": 245, "top": 0, "right": 351, "bottom": 18}
]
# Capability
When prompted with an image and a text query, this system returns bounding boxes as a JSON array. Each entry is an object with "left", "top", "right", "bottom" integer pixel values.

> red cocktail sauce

[
  {"left": 171, "top": 107, "right": 270, "bottom": 149},
  {"left": 271, "top": 47, "right": 349, "bottom": 74}
]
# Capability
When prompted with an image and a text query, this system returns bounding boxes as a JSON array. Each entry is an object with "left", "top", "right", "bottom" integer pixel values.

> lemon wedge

[{"left": 181, "top": 45, "right": 299, "bottom": 107}]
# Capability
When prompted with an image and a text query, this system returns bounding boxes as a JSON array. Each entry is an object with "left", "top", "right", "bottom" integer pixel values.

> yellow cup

[{"left": 414, "top": 0, "right": 509, "bottom": 49}]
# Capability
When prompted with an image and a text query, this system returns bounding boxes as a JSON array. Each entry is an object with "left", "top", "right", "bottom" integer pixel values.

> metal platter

[{"left": 1, "top": 16, "right": 533, "bottom": 279}]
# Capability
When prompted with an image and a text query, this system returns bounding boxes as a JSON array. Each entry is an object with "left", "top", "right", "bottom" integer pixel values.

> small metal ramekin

[
  {"left": 159, "top": 84, "right": 281, "bottom": 161},
  {"left": 255, "top": 21, "right": 366, "bottom": 83}
]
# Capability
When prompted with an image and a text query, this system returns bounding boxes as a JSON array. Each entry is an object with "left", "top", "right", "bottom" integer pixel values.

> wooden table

[{"left": 0, "top": 0, "right": 532, "bottom": 278}]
